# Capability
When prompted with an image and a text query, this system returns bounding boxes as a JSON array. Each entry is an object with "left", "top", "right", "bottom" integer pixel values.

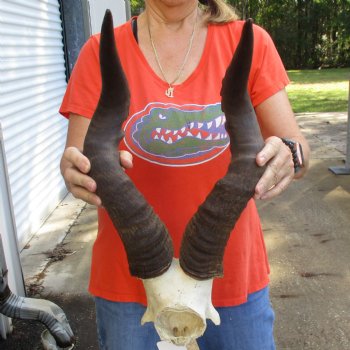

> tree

[
  {"left": 229, "top": 0, "right": 350, "bottom": 68},
  {"left": 131, "top": 0, "right": 144, "bottom": 15},
  {"left": 130, "top": 0, "right": 350, "bottom": 68}
]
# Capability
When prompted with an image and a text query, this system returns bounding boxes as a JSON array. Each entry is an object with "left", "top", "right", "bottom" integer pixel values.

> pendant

[{"left": 165, "top": 86, "right": 174, "bottom": 98}]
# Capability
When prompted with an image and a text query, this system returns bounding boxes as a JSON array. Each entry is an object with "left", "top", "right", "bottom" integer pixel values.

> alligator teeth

[{"left": 152, "top": 119, "right": 228, "bottom": 143}]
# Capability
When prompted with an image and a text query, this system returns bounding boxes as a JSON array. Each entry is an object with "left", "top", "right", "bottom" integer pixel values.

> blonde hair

[{"left": 199, "top": 0, "right": 239, "bottom": 24}]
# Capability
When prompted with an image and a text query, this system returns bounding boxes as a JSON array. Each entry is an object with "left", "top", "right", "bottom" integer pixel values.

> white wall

[
  {"left": 87, "top": 0, "right": 128, "bottom": 34},
  {"left": 0, "top": 125, "right": 25, "bottom": 339},
  {"left": 0, "top": 0, "right": 68, "bottom": 249}
]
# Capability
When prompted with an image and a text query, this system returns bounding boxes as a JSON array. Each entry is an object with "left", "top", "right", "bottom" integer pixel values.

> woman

[{"left": 59, "top": 0, "right": 310, "bottom": 349}]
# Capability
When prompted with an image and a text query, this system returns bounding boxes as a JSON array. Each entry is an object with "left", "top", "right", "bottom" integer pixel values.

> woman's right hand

[
  {"left": 60, "top": 146, "right": 133, "bottom": 206},
  {"left": 60, "top": 146, "right": 101, "bottom": 206}
]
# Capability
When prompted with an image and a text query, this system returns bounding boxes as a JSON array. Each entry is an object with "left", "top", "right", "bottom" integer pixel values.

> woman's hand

[
  {"left": 254, "top": 136, "right": 295, "bottom": 200},
  {"left": 60, "top": 147, "right": 133, "bottom": 206}
]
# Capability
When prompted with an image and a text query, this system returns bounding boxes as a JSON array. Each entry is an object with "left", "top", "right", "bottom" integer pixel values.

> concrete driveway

[{"left": 1, "top": 112, "right": 349, "bottom": 350}]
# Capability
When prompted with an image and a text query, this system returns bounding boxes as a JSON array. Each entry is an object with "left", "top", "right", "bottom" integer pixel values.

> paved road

[{"left": 1, "top": 112, "right": 349, "bottom": 349}]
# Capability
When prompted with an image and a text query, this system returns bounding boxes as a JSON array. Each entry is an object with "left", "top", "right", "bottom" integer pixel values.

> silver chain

[{"left": 147, "top": 10, "right": 198, "bottom": 96}]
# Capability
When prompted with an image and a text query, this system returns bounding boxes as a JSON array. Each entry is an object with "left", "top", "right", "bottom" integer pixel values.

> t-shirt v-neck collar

[{"left": 126, "top": 17, "right": 214, "bottom": 91}]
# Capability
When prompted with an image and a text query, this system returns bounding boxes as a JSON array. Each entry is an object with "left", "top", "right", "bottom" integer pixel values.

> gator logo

[{"left": 124, "top": 102, "right": 229, "bottom": 167}]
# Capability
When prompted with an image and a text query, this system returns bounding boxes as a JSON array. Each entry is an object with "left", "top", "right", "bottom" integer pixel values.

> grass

[{"left": 286, "top": 68, "right": 350, "bottom": 113}]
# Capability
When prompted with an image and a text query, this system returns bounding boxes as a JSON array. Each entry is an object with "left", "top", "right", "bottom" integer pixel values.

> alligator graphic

[{"left": 124, "top": 103, "right": 230, "bottom": 166}]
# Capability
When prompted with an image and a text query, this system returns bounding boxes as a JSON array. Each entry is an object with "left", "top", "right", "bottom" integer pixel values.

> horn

[
  {"left": 141, "top": 20, "right": 264, "bottom": 347},
  {"left": 180, "top": 19, "right": 265, "bottom": 279},
  {"left": 83, "top": 10, "right": 173, "bottom": 279}
]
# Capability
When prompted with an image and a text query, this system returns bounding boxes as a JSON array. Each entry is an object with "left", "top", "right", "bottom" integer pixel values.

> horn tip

[
  {"left": 101, "top": 9, "right": 114, "bottom": 34},
  {"left": 103, "top": 9, "right": 113, "bottom": 24},
  {"left": 244, "top": 18, "right": 254, "bottom": 31}
]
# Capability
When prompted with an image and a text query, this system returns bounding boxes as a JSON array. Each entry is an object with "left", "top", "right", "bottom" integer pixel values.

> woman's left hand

[{"left": 254, "top": 136, "right": 295, "bottom": 200}]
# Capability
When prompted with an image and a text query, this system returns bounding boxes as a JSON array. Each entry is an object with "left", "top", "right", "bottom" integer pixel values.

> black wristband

[{"left": 281, "top": 138, "right": 304, "bottom": 173}]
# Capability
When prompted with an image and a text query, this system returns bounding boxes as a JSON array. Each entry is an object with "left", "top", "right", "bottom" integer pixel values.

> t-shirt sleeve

[
  {"left": 59, "top": 36, "right": 101, "bottom": 119},
  {"left": 248, "top": 25, "right": 290, "bottom": 107}
]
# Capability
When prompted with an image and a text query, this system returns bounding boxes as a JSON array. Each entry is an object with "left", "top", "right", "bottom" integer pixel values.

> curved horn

[
  {"left": 83, "top": 10, "right": 173, "bottom": 279},
  {"left": 180, "top": 19, "right": 265, "bottom": 279}
]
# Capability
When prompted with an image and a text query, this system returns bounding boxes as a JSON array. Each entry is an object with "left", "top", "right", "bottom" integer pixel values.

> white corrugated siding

[
  {"left": 0, "top": 125, "right": 25, "bottom": 338},
  {"left": 0, "top": 0, "right": 68, "bottom": 249}
]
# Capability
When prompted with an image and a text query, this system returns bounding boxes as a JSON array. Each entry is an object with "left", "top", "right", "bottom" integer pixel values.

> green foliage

[
  {"left": 227, "top": 0, "right": 350, "bottom": 69},
  {"left": 129, "top": 0, "right": 349, "bottom": 69},
  {"left": 130, "top": 0, "right": 144, "bottom": 15}
]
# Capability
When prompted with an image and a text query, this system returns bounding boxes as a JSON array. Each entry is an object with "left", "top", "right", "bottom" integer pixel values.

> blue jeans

[{"left": 95, "top": 287, "right": 275, "bottom": 350}]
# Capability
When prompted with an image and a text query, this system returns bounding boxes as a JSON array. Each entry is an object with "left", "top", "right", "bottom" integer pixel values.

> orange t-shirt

[{"left": 60, "top": 19, "right": 289, "bottom": 307}]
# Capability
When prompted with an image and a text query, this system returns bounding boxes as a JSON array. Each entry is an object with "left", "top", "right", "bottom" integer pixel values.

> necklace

[{"left": 147, "top": 10, "right": 198, "bottom": 98}]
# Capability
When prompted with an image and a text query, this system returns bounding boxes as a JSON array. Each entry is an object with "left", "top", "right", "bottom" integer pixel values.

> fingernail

[
  {"left": 127, "top": 159, "right": 132, "bottom": 169},
  {"left": 88, "top": 181, "right": 96, "bottom": 191},
  {"left": 82, "top": 163, "right": 89, "bottom": 173}
]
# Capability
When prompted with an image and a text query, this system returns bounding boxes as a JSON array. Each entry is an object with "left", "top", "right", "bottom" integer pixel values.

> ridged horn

[
  {"left": 83, "top": 10, "right": 173, "bottom": 279},
  {"left": 179, "top": 19, "right": 265, "bottom": 279}
]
